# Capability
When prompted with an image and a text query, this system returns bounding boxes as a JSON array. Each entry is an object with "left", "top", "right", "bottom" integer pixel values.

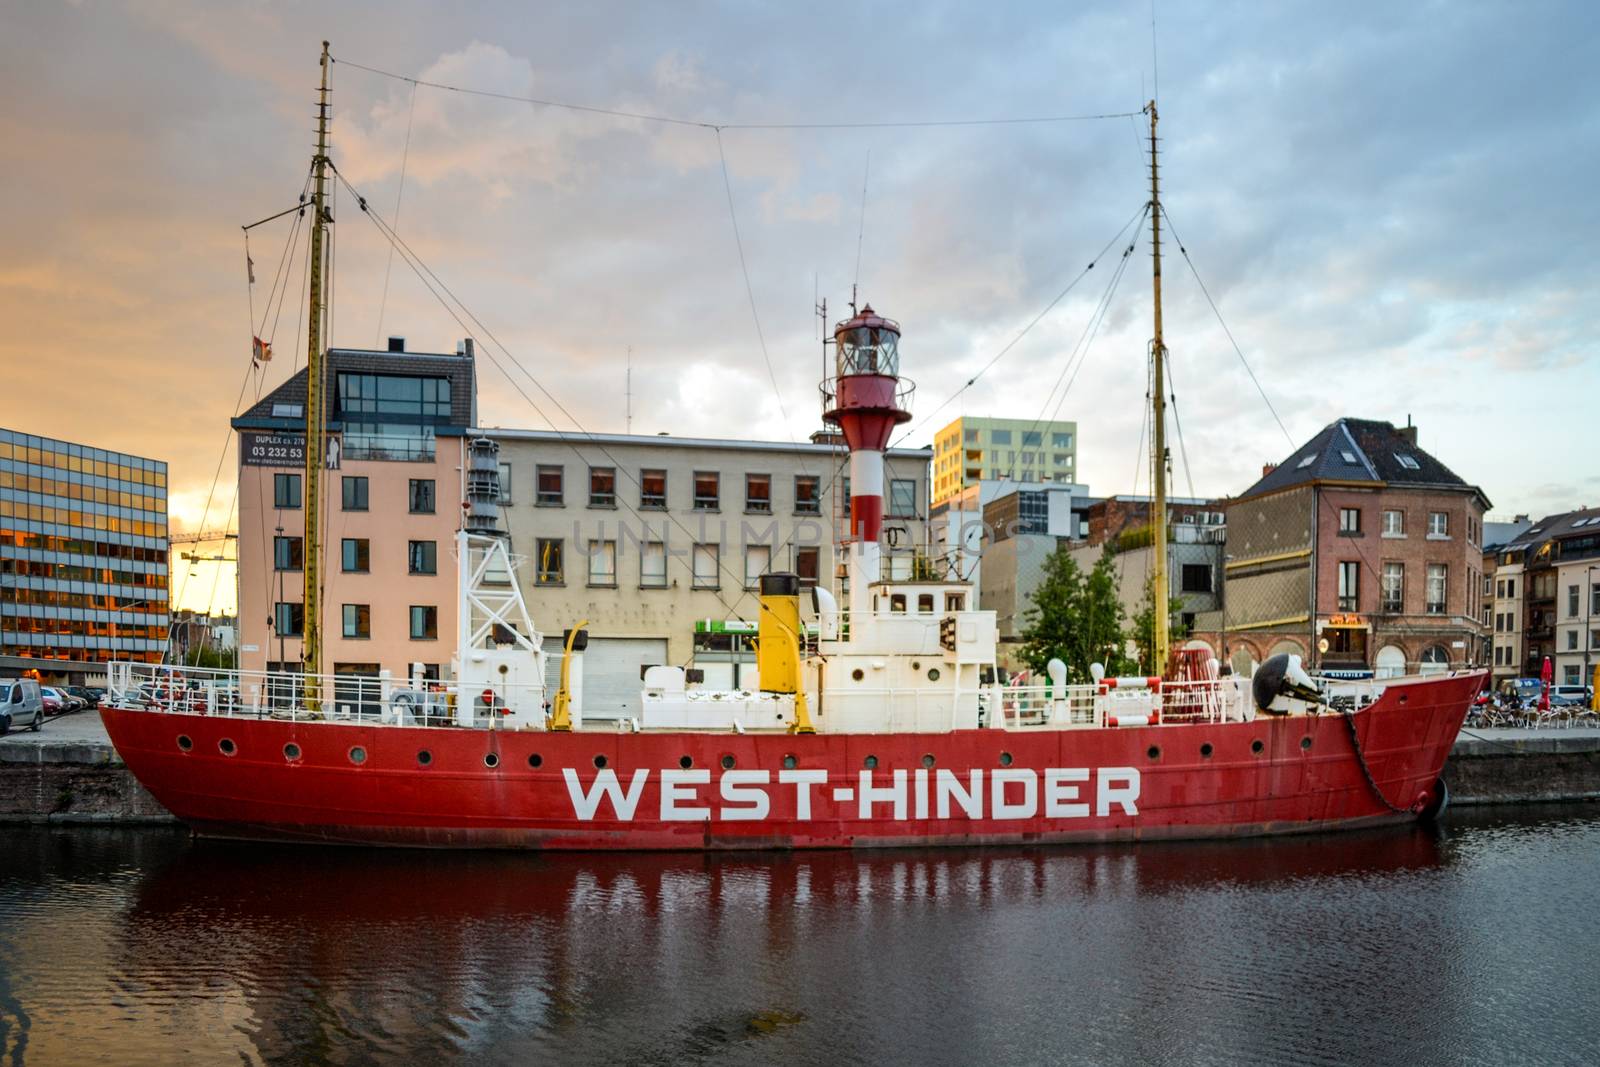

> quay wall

[{"left": 2, "top": 729, "right": 1596, "bottom": 825}]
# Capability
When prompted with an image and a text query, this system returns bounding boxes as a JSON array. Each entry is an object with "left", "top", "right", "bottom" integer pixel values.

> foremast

[
  {"left": 1146, "top": 100, "right": 1171, "bottom": 674},
  {"left": 303, "top": 42, "right": 332, "bottom": 692}
]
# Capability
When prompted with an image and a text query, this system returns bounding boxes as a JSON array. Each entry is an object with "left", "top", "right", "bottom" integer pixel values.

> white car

[
  {"left": 1549, "top": 684, "right": 1593, "bottom": 707},
  {"left": 41, "top": 686, "right": 83, "bottom": 712},
  {"left": 1, "top": 678, "right": 45, "bottom": 733}
]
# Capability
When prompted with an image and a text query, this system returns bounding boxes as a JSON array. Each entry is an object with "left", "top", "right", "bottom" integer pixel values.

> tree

[
  {"left": 182, "top": 643, "right": 237, "bottom": 670},
  {"left": 1130, "top": 577, "right": 1190, "bottom": 674},
  {"left": 1020, "top": 544, "right": 1133, "bottom": 683}
]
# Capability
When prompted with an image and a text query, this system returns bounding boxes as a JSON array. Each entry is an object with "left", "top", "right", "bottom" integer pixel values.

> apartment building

[
  {"left": 0, "top": 427, "right": 169, "bottom": 683},
  {"left": 487, "top": 429, "right": 931, "bottom": 716},
  {"left": 931, "top": 416, "right": 1078, "bottom": 506}
]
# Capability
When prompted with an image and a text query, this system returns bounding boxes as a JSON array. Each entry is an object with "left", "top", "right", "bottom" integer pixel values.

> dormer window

[
  {"left": 1340, "top": 450, "right": 1358, "bottom": 464},
  {"left": 1296, "top": 454, "right": 1317, "bottom": 469},
  {"left": 1395, "top": 453, "right": 1421, "bottom": 470}
]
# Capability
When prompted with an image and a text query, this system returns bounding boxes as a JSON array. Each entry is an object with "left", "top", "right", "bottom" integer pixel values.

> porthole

[
  {"left": 484, "top": 752, "right": 500, "bottom": 769},
  {"left": 218, "top": 738, "right": 236, "bottom": 756},
  {"left": 1147, "top": 745, "right": 1161, "bottom": 761},
  {"left": 720, "top": 754, "right": 736, "bottom": 770},
  {"left": 921, "top": 753, "right": 936, "bottom": 769},
  {"left": 176, "top": 735, "right": 192, "bottom": 752},
  {"left": 928, "top": 668, "right": 941, "bottom": 682},
  {"left": 283, "top": 742, "right": 301, "bottom": 761},
  {"left": 999, "top": 752, "right": 1014, "bottom": 767},
  {"left": 1300, "top": 736, "right": 1313, "bottom": 751},
  {"left": 593, "top": 754, "right": 608, "bottom": 769},
  {"left": 679, "top": 755, "right": 693, "bottom": 769},
  {"left": 527, "top": 753, "right": 543, "bottom": 769},
  {"left": 1199, "top": 743, "right": 1213, "bottom": 759},
  {"left": 348, "top": 746, "right": 367, "bottom": 766},
  {"left": 782, "top": 754, "right": 797, "bottom": 770},
  {"left": 417, "top": 750, "right": 433, "bottom": 766},
  {"left": 864, "top": 755, "right": 879, "bottom": 770},
  {"left": 851, "top": 668, "right": 865, "bottom": 682},
  {"left": 911, "top": 660, "right": 921, "bottom": 670},
  {"left": 1251, "top": 739, "right": 1265, "bottom": 755}
]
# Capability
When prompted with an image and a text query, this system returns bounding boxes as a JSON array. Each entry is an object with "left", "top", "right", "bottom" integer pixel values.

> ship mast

[
  {"left": 1146, "top": 100, "right": 1170, "bottom": 673},
  {"left": 303, "top": 41, "right": 332, "bottom": 689}
]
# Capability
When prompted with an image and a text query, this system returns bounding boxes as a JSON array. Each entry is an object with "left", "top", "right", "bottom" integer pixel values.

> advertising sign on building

[{"left": 240, "top": 432, "right": 306, "bottom": 468}]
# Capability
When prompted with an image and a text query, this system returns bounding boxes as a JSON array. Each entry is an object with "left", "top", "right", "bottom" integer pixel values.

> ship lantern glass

[{"left": 836, "top": 308, "right": 900, "bottom": 378}]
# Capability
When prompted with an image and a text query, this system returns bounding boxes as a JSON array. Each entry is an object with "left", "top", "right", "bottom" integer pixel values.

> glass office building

[{"left": 0, "top": 428, "right": 169, "bottom": 679}]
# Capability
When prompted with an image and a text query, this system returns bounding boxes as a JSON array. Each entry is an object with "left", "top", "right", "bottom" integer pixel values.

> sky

[{"left": 2, "top": 0, "right": 1597, "bottom": 616}]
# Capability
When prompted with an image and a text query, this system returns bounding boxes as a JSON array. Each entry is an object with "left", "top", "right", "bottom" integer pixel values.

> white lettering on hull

[{"left": 560, "top": 766, "right": 1143, "bottom": 823}]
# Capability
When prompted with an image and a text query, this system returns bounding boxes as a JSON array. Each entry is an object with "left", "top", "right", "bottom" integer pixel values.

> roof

[
  {"left": 479, "top": 426, "right": 931, "bottom": 459},
  {"left": 1238, "top": 417, "right": 1487, "bottom": 506},
  {"left": 232, "top": 347, "right": 477, "bottom": 432},
  {"left": 1504, "top": 507, "right": 1600, "bottom": 551}
]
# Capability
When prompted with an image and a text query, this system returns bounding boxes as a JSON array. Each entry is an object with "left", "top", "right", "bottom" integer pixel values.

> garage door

[{"left": 572, "top": 637, "right": 669, "bottom": 720}]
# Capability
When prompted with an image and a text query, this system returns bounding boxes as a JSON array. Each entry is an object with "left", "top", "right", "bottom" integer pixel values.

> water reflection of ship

[{"left": 112, "top": 831, "right": 1450, "bottom": 1060}]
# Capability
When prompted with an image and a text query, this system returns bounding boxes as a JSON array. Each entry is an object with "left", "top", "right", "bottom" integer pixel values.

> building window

[
  {"left": 536, "top": 465, "right": 564, "bottom": 506},
  {"left": 745, "top": 473, "right": 772, "bottom": 513},
  {"left": 273, "top": 536, "right": 304, "bottom": 572},
  {"left": 1426, "top": 564, "right": 1448, "bottom": 614},
  {"left": 794, "top": 474, "right": 820, "bottom": 515},
  {"left": 1382, "top": 562, "right": 1404, "bottom": 613},
  {"left": 535, "top": 538, "right": 564, "bottom": 585},
  {"left": 587, "top": 539, "right": 617, "bottom": 587},
  {"left": 1593, "top": 584, "right": 1600, "bottom": 614},
  {"left": 745, "top": 544, "right": 771, "bottom": 588},
  {"left": 1339, "top": 508, "right": 1361, "bottom": 533},
  {"left": 273, "top": 473, "right": 301, "bottom": 509},
  {"left": 1569, "top": 585, "right": 1580, "bottom": 618},
  {"left": 692, "top": 543, "right": 719, "bottom": 589},
  {"left": 889, "top": 479, "right": 917, "bottom": 518},
  {"left": 1379, "top": 509, "right": 1404, "bottom": 536},
  {"left": 640, "top": 541, "right": 667, "bottom": 588},
  {"left": 408, "top": 540, "right": 437, "bottom": 575},
  {"left": 1052, "top": 431, "right": 1072, "bottom": 448},
  {"left": 1427, "top": 511, "right": 1449, "bottom": 537},
  {"left": 342, "top": 604, "right": 371, "bottom": 639},
  {"left": 1567, "top": 630, "right": 1579, "bottom": 651},
  {"left": 589, "top": 467, "right": 616, "bottom": 508},
  {"left": 341, "top": 538, "right": 370, "bottom": 573},
  {"left": 640, "top": 469, "right": 667, "bottom": 509},
  {"left": 409, "top": 478, "right": 436, "bottom": 514},
  {"left": 496, "top": 464, "right": 512, "bottom": 504},
  {"left": 795, "top": 546, "right": 819, "bottom": 587},
  {"left": 409, "top": 605, "right": 438, "bottom": 640},
  {"left": 273, "top": 602, "right": 304, "bottom": 637},
  {"left": 963, "top": 428, "right": 979, "bottom": 443},
  {"left": 990, "top": 429, "right": 1012, "bottom": 445},
  {"left": 342, "top": 476, "right": 369, "bottom": 511},
  {"left": 1180, "top": 563, "right": 1212, "bottom": 594},
  {"left": 693, "top": 471, "right": 719, "bottom": 511},
  {"left": 1338, "top": 561, "right": 1359, "bottom": 611}
]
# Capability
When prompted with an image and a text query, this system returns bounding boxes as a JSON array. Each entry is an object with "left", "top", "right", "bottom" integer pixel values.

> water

[{"left": 2, "top": 809, "right": 1598, "bottom": 1066}]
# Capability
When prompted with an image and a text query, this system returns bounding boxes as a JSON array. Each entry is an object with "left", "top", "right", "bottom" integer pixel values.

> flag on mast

[
  {"left": 247, "top": 255, "right": 255, "bottom": 284},
  {"left": 252, "top": 336, "right": 272, "bottom": 365}
]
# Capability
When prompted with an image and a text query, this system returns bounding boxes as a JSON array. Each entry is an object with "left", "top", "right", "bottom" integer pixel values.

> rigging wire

[
  {"left": 374, "top": 81, "right": 418, "bottom": 347},
  {"left": 332, "top": 166, "right": 766, "bottom": 618},
  {"left": 1163, "top": 346, "right": 1197, "bottom": 499},
  {"left": 853, "top": 149, "right": 871, "bottom": 296},
  {"left": 331, "top": 55, "right": 1142, "bottom": 131},
  {"left": 1158, "top": 203, "right": 1294, "bottom": 448}
]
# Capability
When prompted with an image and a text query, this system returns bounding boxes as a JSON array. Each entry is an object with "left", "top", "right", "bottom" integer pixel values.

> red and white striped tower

[{"left": 823, "top": 305, "right": 913, "bottom": 622}]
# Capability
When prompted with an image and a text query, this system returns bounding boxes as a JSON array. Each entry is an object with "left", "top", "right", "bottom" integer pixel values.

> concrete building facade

[
  {"left": 0, "top": 427, "right": 169, "bottom": 683},
  {"left": 931, "top": 416, "right": 1078, "bottom": 506}
]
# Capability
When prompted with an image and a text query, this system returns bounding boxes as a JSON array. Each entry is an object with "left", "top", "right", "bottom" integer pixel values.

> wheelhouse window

[
  {"left": 409, "top": 478, "right": 436, "bottom": 514},
  {"left": 342, "top": 476, "right": 369, "bottom": 511},
  {"left": 745, "top": 473, "right": 772, "bottom": 514},
  {"left": 589, "top": 467, "right": 616, "bottom": 508},
  {"left": 794, "top": 474, "right": 820, "bottom": 514},
  {"left": 273, "top": 473, "right": 301, "bottom": 509},
  {"left": 693, "top": 471, "right": 719, "bottom": 511},
  {"left": 536, "top": 465, "right": 563, "bottom": 506},
  {"left": 640, "top": 469, "right": 667, "bottom": 509}
]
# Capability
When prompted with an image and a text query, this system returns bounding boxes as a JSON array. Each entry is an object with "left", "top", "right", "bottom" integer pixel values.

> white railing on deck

[{"left": 984, "top": 678, "right": 1252, "bottom": 730}]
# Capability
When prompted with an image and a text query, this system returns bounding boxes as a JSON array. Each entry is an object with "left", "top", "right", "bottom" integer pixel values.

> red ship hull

[{"left": 100, "top": 672, "right": 1477, "bottom": 850}]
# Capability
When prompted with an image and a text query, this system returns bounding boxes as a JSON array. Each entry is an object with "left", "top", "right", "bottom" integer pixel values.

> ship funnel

[{"left": 464, "top": 438, "right": 503, "bottom": 534}]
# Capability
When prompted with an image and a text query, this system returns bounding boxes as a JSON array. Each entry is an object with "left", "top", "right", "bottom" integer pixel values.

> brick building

[
  {"left": 1082, "top": 494, "right": 1225, "bottom": 547},
  {"left": 1194, "top": 418, "right": 1489, "bottom": 679}
]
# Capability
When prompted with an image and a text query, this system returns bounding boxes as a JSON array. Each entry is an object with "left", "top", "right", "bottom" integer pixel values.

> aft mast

[
  {"left": 1146, "top": 100, "right": 1170, "bottom": 673},
  {"left": 303, "top": 42, "right": 332, "bottom": 692}
]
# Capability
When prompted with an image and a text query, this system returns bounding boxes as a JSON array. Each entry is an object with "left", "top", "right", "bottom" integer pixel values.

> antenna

[
  {"left": 853, "top": 149, "right": 872, "bottom": 302},
  {"left": 626, "top": 346, "right": 633, "bottom": 435}
]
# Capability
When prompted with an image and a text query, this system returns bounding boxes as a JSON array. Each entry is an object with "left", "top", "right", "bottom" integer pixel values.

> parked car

[
  {"left": 0, "top": 678, "right": 45, "bottom": 733},
  {"left": 1550, "top": 684, "right": 1593, "bottom": 707},
  {"left": 41, "top": 686, "right": 82, "bottom": 712},
  {"left": 1499, "top": 678, "right": 1544, "bottom": 706}
]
